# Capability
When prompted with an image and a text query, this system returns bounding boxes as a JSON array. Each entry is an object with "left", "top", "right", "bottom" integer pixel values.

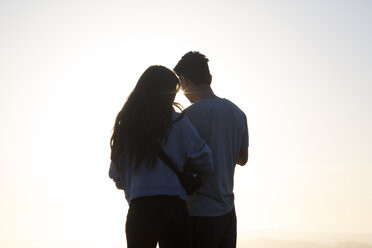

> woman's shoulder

[
  {"left": 171, "top": 111, "right": 182, "bottom": 120},
  {"left": 167, "top": 113, "right": 201, "bottom": 147},
  {"left": 171, "top": 112, "right": 193, "bottom": 128}
]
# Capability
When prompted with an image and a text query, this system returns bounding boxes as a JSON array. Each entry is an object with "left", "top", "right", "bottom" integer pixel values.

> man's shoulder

[
  {"left": 186, "top": 98, "right": 245, "bottom": 116},
  {"left": 185, "top": 97, "right": 235, "bottom": 109},
  {"left": 220, "top": 98, "right": 245, "bottom": 113}
]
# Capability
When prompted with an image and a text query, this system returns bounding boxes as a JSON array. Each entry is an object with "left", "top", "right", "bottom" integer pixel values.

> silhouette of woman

[{"left": 109, "top": 65, "right": 212, "bottom": 248}]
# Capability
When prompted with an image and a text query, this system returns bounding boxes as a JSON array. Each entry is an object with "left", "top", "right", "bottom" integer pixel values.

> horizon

[{"left": 2, "top": 231, "right": 372, "bottom": 248}]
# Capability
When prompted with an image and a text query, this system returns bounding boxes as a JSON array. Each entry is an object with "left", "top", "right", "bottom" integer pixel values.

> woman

[{"left": 109, "top": 65, "right": 213, "bottom": 248}]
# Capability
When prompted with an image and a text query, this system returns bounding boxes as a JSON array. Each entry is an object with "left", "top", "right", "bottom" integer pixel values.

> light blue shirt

[
  {"left": 185, "top": 98, "right": 249, "bottom": 216},
  {"left": 109, "top": 112, "right": 213, "bottom": 203}
]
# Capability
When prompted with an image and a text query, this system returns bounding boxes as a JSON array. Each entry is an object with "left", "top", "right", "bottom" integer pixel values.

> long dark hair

[{"left": 110, "top": 65, "right": 182, "bottom": 171}]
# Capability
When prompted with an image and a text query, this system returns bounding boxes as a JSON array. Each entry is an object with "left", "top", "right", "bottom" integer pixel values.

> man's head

[{"left": 174, "top": 51, "right": 211, "bottom": 87}]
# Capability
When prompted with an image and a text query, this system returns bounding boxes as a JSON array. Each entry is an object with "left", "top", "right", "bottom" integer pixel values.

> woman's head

[
  {"left": 131, "top": 65, "right": 180, "bottom": 110},
  {"left": 110, "top": 65, "right": 181, "bottom": 170}
]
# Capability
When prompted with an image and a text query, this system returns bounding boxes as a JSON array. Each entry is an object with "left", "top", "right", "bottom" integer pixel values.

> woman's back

[{"left": 109, "top": 112, "right": 212, "bottom": 203}]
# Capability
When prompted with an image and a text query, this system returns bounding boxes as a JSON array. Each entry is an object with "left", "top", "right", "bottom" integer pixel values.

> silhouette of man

[{"left": 174, "top": 51, "right": 249, "bottom": 248}]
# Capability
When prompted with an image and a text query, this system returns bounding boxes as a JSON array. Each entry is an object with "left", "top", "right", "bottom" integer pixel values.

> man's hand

[{"left": 237, "top": 148, "right": 248, "bottom": 166}]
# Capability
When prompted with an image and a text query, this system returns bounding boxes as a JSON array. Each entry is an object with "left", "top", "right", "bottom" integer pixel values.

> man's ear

[{"left": 180, "top": 76, "right": 188, "bottom": 89}]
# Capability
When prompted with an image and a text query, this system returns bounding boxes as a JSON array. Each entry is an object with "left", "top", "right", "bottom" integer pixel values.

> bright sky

[{"left": 1, "top": 0, "right": 371, "bottom": 247}]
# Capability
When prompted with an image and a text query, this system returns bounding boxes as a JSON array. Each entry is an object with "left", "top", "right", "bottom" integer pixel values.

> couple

[{"left": 109, "top": 51, "right": 249, "bottom": 248}]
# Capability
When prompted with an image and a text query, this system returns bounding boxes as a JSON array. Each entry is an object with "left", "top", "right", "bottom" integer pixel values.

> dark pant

[
  {"left": 190, "top": 208, "right": 237, "bottom": 248},
  {"left": 126, "top": 195, "right": 191, "bottom": 248}
]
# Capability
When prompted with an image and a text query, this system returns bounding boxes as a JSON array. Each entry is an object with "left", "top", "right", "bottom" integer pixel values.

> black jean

[
  {"left": 126, "top": 195, "right": 191, "bottom": 248},
  {"left": 190, "top": 208, "right": 237, "bottom": 248}
]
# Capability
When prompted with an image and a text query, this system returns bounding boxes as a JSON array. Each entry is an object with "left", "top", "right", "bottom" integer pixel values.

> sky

[{"left": 0, "top": 0, "right": 371, "bottom": 247}]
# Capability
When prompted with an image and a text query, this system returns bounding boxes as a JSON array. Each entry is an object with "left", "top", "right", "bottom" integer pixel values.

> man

[{"left": 174, "top": 51, "right": 249, "bottom": 248}]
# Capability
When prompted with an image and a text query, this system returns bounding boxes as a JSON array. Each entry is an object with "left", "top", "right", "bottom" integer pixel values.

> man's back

[{"left": 185, "top": 97, "right": 249, "bottom": 216}]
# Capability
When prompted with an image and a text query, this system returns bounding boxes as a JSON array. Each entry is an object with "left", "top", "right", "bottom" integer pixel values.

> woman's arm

[{"left": 109, "top": 162, "right": 124, "bottom": 190}]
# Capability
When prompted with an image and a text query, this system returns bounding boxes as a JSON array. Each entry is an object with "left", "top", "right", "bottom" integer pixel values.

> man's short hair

[{"left": 174, "top": 51, "right": 211, "bottom": 85}]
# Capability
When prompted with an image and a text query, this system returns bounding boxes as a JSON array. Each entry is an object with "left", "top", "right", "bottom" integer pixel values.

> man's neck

[{"left": 187, "top": 87, "right": 218, "bottom": 103}]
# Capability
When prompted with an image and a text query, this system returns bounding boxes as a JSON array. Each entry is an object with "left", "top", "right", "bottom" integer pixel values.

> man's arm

[
  {"left": 237, "top": 116, "right": 249, "bottom": 166},
  {"left": 237, "top": 147, "right": 248, "bottom": 166}
]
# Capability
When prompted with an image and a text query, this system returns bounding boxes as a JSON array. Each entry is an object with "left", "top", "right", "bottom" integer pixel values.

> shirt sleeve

[
  {"left": 179, "top": 116, "right": 213, "bottom": 173},
  {"left": 187, "top": 138, "right": 213, "bottom": 173},
  {"left": 163, "top": 115, "right": 213, "bottom": 173}
]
